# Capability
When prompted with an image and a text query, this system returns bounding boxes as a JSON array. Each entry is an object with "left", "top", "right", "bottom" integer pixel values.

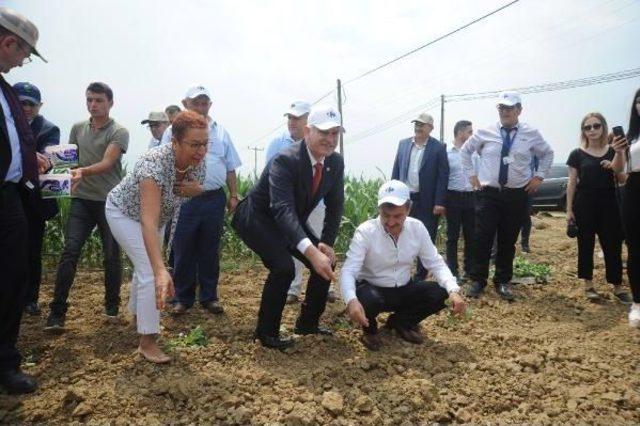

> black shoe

[
  {"left": 495, "top": 283, "right": 516, "bottom": 301},
  {"left": 202, "top": 301, "right": 224, "bottom": 314},
  {"left": 294, "top": 325, "right": 333, "bottom": 336},
  {"left": 45, "top": 313, "right": 65, "bottom": 332},
  {"left": 105, "top": 305, "right": 119, "bottom": 318},
  {"left": 0, "top": 369, "right": 37, "bottom": 394},
  {"left": 521, "top": 244, "right": 531, "bottom": 253},
  {"left": 466, "top": 281, "right": 486, "bottom": 298},
  {"left": 254, "top": 333, "right": 295, "bottom": 350},
  {"left": 24, "top": 302, "right": 41, "bottom": 316},
  {"left": 613, "top": 289, "right": 633, "bottom": 305}
]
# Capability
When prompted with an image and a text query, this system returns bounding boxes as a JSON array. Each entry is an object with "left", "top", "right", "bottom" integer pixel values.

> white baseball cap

[
  {"left": 377, "top": 180, "right": 411, "bottom": 206},
  {"left": 411, "top": 112, "right": 434, "bottom": 125},
  {"left": 307, "top": 105, "right": 343, "bottom": 131},
  {"left": 184, "top": 85, "right": 211, "bottom": 100},
  {"left": 284, "top": 101, "right": 311, "bottom": 118},
  {"left": 497, "top": 91, "right": 522, "bottom": 107}
]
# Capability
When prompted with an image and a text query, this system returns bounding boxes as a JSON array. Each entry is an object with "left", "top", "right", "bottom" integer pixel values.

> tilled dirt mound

[{"left": 2, "top": 215, "right": 640, "bottom": 425}]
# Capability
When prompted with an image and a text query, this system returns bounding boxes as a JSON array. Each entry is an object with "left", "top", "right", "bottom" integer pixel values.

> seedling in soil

[
  {"left": 444, "top": 299, "right": 473, "bottom": 327},
  {"left": 166, "top": 325, "right": 209, "bottom": 350}
]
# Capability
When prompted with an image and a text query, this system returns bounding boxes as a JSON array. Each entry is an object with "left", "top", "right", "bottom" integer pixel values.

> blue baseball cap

[{"left": 13, "top": 82, "right": 41, "bottom": 104}]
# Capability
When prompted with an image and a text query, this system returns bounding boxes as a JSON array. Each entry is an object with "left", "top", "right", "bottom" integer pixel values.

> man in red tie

[{"left": 232, "top": 105, "right": 345, "bottom": 349}]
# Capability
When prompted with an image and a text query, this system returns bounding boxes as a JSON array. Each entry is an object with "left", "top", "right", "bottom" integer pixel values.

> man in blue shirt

[
  {"left": 13, "top": 82, "right": 60, "bottom": 316},
  {"left": 445, "top": 120, "right": 475, "bottom": 281},
  {"left": 161, "top": 85, "right": 242, "bottom": 315}
]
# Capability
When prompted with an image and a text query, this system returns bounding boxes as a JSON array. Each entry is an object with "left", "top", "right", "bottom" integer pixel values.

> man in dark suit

[
  {"left": 14, "top": 82, "right": 60, "bottom": 316},
  {"left": 0, "top": 7, "right": 49, "bottom": 394},
  {"left": 391, "top": 112, "right": 449, "bottom": 280},
  {"left": 232, "top": 105, "right": 344, "bottom": 349}
]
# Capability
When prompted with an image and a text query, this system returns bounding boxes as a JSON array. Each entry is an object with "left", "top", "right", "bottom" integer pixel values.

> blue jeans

[{"left": 173, "top": 189, "right": 226, "bottom": 307}]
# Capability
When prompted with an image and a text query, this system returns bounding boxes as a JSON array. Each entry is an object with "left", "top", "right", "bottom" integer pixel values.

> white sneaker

[{"left": 629, "top": 303, "right": 640, "bottom": 328}]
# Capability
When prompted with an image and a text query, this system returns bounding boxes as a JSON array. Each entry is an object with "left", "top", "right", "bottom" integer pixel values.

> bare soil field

[{"left": 2, "top": 214, "right": 639, "bottom": 425}]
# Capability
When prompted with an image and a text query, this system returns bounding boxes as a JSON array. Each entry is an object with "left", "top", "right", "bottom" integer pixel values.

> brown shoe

[
  {"left": 327, "top": 290, "right": 337, "bottom": 304},
  {"left": 171, "top": 303, "right": 188, "bottom": 316},
  {"left": 286, "top": 294, "right": 299, "bottom": 304},
  {"left": 386, "top": 320, "right": 424, "bottom": 344},
  {"left": 360, "top": 333, "right": 383, "bottom": 351},
  {"left": 202, "top": 301, "right": 224, "bottom": 315}
]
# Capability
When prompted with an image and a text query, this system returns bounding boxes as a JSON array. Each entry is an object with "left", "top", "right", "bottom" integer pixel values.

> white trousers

[
  {"left": 289, "top": 201, "right": 333, "bottom": 296},
  {"left": 105, "top": 200, "right": 161, "bottom": 334}
]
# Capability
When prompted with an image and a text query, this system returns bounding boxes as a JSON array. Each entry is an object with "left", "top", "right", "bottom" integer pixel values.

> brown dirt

[{"left": 2, "top": 214, "right": 640, "bottom": 425}]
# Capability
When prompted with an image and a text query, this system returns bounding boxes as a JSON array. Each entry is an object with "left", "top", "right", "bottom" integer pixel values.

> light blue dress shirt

[
  {"left": 0, "top": 87, "right": 23, "bottom": 182},
  {"left": 161, "top": 119, "right": 241, "bottom": 190},
  {"left": 447, "top": 146, "right": 478, "bottom": 192},
  {"left": 265, "top": 130, "right": 300, "bottom": 165}
]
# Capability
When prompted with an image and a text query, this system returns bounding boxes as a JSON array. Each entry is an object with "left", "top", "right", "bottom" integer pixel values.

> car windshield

[{"left": 547, "top": 165, "right": 568, "bottom": 179}]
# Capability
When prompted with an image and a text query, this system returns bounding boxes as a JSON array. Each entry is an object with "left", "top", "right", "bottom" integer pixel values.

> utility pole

[
  {"left": 247, "top": 146, "right": 264, "bottom": 179},
  {"left": 439, "top": 94, "right": 445, "bottom": 143},
  {"left": 337, "top": 79, "right": 344, "bottom": 155}
]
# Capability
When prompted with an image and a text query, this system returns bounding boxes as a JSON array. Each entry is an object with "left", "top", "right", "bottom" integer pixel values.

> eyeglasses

[
  {"left": 20, "top": 100, "right": 37, "bottom": 107},
  {"left": 582, "top": 123, "right": 602, "bottom": 131},
  {"left": 184, "top": 142, "right": 208, "bottom": 150},
  {"left": 147, "top": 123, "right": 165, "bottom": 129},
  {"left": 497, "top": 104, "right": 517, "bottom": 111},
  {"left": 16, "top": 42, "right": 32, "bottom": 65}
]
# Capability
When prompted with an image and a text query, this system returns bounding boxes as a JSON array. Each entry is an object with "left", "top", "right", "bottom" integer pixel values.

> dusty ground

[{"left": 2, "top": 214, "right": 640, "bottom": 425}]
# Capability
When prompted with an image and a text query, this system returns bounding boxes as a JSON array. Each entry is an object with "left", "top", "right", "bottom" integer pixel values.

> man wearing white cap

[
  {"left": 0, "top": 6, "right": 48, "bottom": 394},
  {"left": 142, "top": 111, "right": 169, "bottom": 149},
  {"left": 460, "top": 91, "right": 553, "bottom": 301},
  {"left": 265, "top": 101, "right": 337, "bottom": 305},
  {"left": 341, "top": 180, "right": 466, "bottom": 351},
  {"left": 232, "top": 104, "right": 345, "bottom": 349},
  {"left": 160, "top": 85, "right": 241, "bottom": 315},
  {"left": 391, "top": 112, "right": 449, "bottom": 281}
]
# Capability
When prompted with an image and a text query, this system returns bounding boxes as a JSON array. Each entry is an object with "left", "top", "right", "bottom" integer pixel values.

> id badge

[{"left": 503, "top": 156, "right": 514, "bottom": 165}]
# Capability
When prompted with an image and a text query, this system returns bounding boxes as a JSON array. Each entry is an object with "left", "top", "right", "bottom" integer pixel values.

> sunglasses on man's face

[{"left": 582, "top": 123, "right": 602, "bottom": 131}]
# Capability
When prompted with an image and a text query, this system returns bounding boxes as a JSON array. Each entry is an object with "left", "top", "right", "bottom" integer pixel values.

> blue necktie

[{"left": 499, "top": 128, "right": 514, "bottom": 186}]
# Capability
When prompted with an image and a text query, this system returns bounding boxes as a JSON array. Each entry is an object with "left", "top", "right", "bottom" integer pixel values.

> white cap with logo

[
  {"left": 307, "top": 105, "right": 343, "bottom": 131},
  {"left": 497, "top": 91, "right": 522, "bottom": 107},
  {"left": 377, "top": 180, "right": 411, "bottom": 207},
  {"left": 284, "top": 101, "right": 311, "bottom": 118},
  {"left": 184, "top": 85, "right": 211, "bottom": 100}
]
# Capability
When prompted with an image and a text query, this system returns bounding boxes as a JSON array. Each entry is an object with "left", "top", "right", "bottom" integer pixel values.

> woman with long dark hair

[
  {"left": 612, "top": 88, "right": 640, "bottom": 326},
  {"left": 566, "top": 112, "right": 630, "bottom": 302}
]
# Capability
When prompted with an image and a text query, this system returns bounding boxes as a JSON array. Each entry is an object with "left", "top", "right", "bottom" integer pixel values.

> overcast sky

[{"left": 6, "top": 0, "right": 640, "bottom": 178}]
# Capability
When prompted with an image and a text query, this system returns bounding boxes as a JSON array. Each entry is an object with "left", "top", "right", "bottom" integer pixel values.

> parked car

[{"left": 532, "top": 164, "right": 568, "bottom": 211}]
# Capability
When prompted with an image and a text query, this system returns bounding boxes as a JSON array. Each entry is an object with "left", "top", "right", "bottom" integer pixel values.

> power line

[
  {"left": 346, "top": 66, "right": 640, "bottom": 144},
  {"left": 343, "top": 0, "right": 521, "bottom": 85}
]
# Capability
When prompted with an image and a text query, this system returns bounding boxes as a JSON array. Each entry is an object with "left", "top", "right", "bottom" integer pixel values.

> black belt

[
  {"left": 447, "top": 190, "right": 474, "bottom": 196},
  {"left": 479, "top": 185, "right": 525, "bottom": 193},
  {"left": 199, "top": 187, "right": 225, "bottom": 197}
]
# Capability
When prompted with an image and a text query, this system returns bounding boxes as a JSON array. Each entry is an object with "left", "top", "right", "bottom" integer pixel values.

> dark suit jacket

[
  {"left": 31, "top": 115, "right": 60, "bottom": 220},
  {"left": 236, "top": 140, "right": 344, "bottom": 250},
  {"left": 391, "top": 136, "right": 449, "bottom": 220}
]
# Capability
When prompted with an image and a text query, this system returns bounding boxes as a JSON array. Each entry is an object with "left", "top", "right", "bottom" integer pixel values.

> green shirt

[{"left": 70, "top": 118, "right": 129, "bottom": 201}]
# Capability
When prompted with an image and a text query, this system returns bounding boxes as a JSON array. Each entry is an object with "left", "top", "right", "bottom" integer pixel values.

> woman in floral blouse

[{"left": 106, "top": 111, "right": 208, "bottom": 363}]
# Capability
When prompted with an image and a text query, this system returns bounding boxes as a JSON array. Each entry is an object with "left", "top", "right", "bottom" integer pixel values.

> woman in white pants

[{"left": 106, "top": 111, "right": 208, "bottom": 363}]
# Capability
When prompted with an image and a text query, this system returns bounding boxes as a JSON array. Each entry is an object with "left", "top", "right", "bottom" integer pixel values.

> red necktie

[{"left": 311, "top": 162, "right": 323, "bottom": 197}]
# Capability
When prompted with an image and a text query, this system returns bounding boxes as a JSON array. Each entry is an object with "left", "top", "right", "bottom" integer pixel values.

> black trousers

[
  {"left": 520, "top": 194, "right": 533, "bottom": 246},
  {"left": 445, "top": 190, "right": 475, "bottom": 277},
  {"left": 25, "top": 208, "right": 46, "bottom": 305},
  {"left": 574, "top": 188, "right": 623, "bottom": 284},
  {"left": 0, "top": 184, "right": 28, "bottom": 371},
  {"left": 356, "top": 280, "right": 448, "bottom": 335},
  {"left": 624, "top": 174, "right": 640, "bottom": 302},
  {"left": 231, "top": 201, "right": 330, "bottom": 337},
  {"left": 409, "top": 193, "right": 439, "bottom": 280},
  {"left": 50, "top": 198, "right": 122, "bottom": 315},
  {"left": 471, "top": 187, "right": 528, "bottom": 285}
]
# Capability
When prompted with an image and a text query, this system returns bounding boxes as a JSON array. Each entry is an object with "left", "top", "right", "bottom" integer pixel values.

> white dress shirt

[
  {"left": 295, "top": 146, "right": 324, "bottom": 254},
  {"left": 0, "top": 87, "right": 23, "bottom": 183},
  {"left": 460, "top": 122, "right": 554, "bottom": 189},
  {"left": 628, "top": 138, "right": 640, "bottom": 173},
  {"left": 406, "top": 140, "right": 425, "bottom": 192},
  {"left": 340, "top": 216, "right": 459, "bottom": 304}
]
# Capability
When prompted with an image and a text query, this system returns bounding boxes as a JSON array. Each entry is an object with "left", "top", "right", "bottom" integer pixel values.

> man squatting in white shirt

[{"left": 340, "top": 180, "right": 467, "bottom": 351}]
